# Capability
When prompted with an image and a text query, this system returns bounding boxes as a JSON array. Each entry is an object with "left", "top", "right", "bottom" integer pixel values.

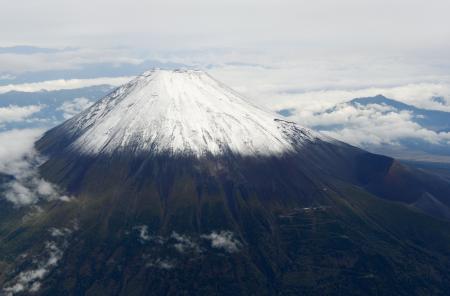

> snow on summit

[{"left": 59, "top": 69, "right": 317, "bottom": 156}]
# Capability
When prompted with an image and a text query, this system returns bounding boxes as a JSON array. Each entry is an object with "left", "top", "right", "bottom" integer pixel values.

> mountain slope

[{"left": 2, "top": 70, "right": 450, "bottom": 295}]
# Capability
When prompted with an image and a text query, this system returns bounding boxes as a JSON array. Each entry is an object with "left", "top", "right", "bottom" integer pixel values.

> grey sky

[
  {"left": 2, "top": 0, "right": 450, "bottom": 53},
  {"left": 2, "top": 0, "right": 450, "bottom": 92}
]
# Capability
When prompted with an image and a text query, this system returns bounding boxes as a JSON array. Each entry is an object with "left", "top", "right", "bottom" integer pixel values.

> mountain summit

[
  {"left": 2, "top": 70, "right": 450, "bottom": 295},
  {"left": 45, "top": 69, "right": 320, "bottom": 156}
]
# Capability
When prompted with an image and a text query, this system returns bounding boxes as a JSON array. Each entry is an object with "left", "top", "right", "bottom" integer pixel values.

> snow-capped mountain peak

[{"left": 55, "top": 69, "right": 318, "bottom": 156}]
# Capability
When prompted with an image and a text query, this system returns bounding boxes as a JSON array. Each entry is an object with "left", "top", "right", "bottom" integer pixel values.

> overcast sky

[
  {"left": 1, "top": 0, "right": 449, "bottom": 52},
  {"left": 1, "top": 0, "right": 449, "bottom": 86},
  {"left": 2, "top": 0, "right": 450, "bottom": 104}
]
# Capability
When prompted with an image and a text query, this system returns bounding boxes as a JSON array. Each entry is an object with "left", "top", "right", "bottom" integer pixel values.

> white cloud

[
  {"left": 203, "top": 63, "right": 450, "bottom": 149},
  {"left": 137, "top": 225, "right": 150, "bottom": 241},
  {"left": 3, "top": 241, "right": 63, "bottom": 295},
  {"left": 133, "top": 225, "right": 164, "bottom": 244},
  {"left": 145, "top": 258, "right": 175, "bottom": 270},
  {"left": 0, "top": 105, "right": 44, "bottom": 124},
  {"left": 205, "top": 60, "right": 450, "bottom": 112},
  {"left": 0, "top": 76, "right": 133, "bottom": 94},
  {"left": 268, "top": 83, "right": 450, "bottom": 115},
  {"left": 49, "top": 227, "right": 72, "bottom": 238},
  {"left": 0, "top": 129, "right": 69, "bottom": 206},
  {"left": 171, "top": 232, "right": 201, "bottom": 254},
  {"left": 201, "top": 231, "right": 241, "bottom": 253},
  {"left": 4, "top": 181, "right": 36, "bottom": 206},
  {"left": 0, "top": 129, "right": 43, "bottom": 175},
  {"left": 283, "top": 101, "right": 450, "bottom": 147},
  {"left": 57, "top": 97, "right": 94, "bottom": 119},
  {"left": 0, "top": 47, "right": 143, "bottom": 74},
  {"left": 3, "top": 224, "right": 77, "bottom": 295}
]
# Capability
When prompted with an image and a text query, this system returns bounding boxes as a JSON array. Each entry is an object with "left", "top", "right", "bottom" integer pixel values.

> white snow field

[{"left": 61, "top": 69, "right": 321, "bottom": 156}]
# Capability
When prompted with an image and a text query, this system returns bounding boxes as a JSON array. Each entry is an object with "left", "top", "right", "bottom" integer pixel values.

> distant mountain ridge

[
  {"left": 350, "top": 95, "right": 450, "bottom": 133},
  {"left": 278, "top": 94, "right": 450, "bottom": 162}
]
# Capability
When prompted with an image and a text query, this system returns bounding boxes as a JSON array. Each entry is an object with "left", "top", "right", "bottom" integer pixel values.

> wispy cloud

[
  {"left": 0, "top": 47, "right": 143, "bottom": 74},
  {"left": 171, "top": 232, "right": 202, "bottom": 254},
  {"left": 201, "top": 231, "right": 241, "bottom": 253},
  {"left": 57, "top": 97, "right": 94, "bottom": 119},
  {"left": 206, "top": 61, "right": 450, "bottom": 110},
  {"left": 0, "top": 76, "right": 132, "bottom": 94},
  {"left": 0, "top": 45, "right": 72, "bottom": 55},
  {"left": 0, "top": 129, "right": 69, "bottom": 206},
  {"left": 204, "top": 62, "right": 450, "bottom": 151},
  {"left": 268, "top": 83, "right": 450, "bottom": 115},
  {"left": 310, "top": 103, "right": 450, "bottom": 146},
  {"left": 145, "top": 258, "right": 176, "bottom": 270},
  {"left": 133, "top": 225, "right": 165, "bottom": 245},
  {"left": 3, "top": 225, "right": 76, "bottom": 295},
  {"left": 3, "top": 242, "right": 63, "bottom": 295}
]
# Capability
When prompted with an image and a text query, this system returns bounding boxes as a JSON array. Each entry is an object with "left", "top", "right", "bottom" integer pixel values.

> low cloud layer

[
  {"left": 0, "top": 129, "right": 69, "bottom": 205},
  {"left": 3, "top": 242, "right": 63, "bottom": 295},
  {"left": 0, "top": 76, "right": 132, "bottom": 94},
  {"left": 263, "top": 83, "right": 450, "bottom": 149},
  {"left": 0, "top": 47, "right": 143, "bottom": 74},
  {"left": 207, "top": 62, "right": 450, "bottom": 152},
  {"left": 269, "top": 83, "right": 450, "bottom": 115},
  {"left": 0, "top": 105, "right": 44, "bottom": 125},
  {"left": 201, "top": 231, "right": 241, "bottom": 253},
  {"left": 171, "top": 232, "right": 202, "bottom": 254},
  {"left": 3, "top": 225, "right": 76, "bottom": 295},
  {"left": 57, "top": 97, "right": 93, "bottom": 119},
  {"left": 309, "top": 103, "right": 450, "bottom": 147},
  {"left": 206, "top": 59, "right": 450, "bottom": 113}
]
